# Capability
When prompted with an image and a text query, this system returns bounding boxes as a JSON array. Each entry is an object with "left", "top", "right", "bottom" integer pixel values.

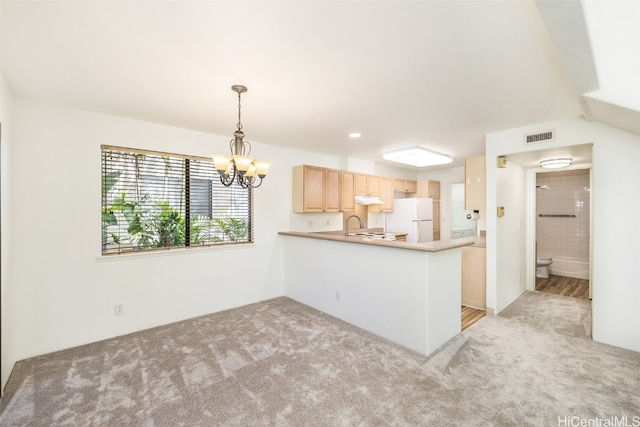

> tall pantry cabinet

[{"left": 462, "top": 155, "right": 486, "bottom": 312}]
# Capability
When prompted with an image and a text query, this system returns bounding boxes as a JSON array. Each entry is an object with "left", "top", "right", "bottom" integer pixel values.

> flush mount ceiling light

[
  {"left": 211, "top": 85, "right": 272, "bottom": 188},
  {"left": 540, "top": 158, "right": 572, "bottom": 169},
  {"left": 382, "top": 146, "right": 453, "bottom": 167}
]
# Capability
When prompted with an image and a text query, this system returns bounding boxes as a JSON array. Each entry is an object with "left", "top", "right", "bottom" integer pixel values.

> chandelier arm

[
  {"left": 249, "top": 176, "right": 264, "bottom": 188},
  {"left": 220, "top": 175, "right": 233, "bottom": 187},
  {"left": 239, "top": 174, "right": 262, "bottom": 189},
  {"left": 219, "top": 167, "right": 237, "bottom": 187},
  {"left": 237, "top": 174, "right": 249, "bottom": 188},
  {"left": 240, "top": 174, "right": 262, "bottom": 189}
]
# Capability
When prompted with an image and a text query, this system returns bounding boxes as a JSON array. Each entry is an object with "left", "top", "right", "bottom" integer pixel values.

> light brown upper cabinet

[
  {"left": 292, "top": 165, "right": 341, "bottom": 213},
  {"left": 393, "top": 179, "right": 418, "bottom": 194},
  {"left": 355, "top": 174, "right": 380, "bottom": 196},
  {"left": 341, "top": 171, "right": 356, "bottom": 213},
  {"left": 465, "top": 156, "right": 486, "bottom": 211},
  {"left": 415, "top": 180, "right": 440, "bottom": 199},
  {"left": 369, "top": 176, "right": 394, "bottom": 213}
]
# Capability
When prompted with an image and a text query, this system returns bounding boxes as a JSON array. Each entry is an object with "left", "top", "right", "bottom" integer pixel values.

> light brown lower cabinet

[{"left": 461, "top": 246, "right": 486, "bottom": 310}]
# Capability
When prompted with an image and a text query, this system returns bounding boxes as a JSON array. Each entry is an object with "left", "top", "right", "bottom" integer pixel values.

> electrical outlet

[
  {"left": 335, "top": 291, "right": 340, "bottom": 301},
  {"left": 114, "top": 303, "right": 124, "bottom": 316},
  {"left": 307, "top": 220, "right": 314, "bottom": 228}
]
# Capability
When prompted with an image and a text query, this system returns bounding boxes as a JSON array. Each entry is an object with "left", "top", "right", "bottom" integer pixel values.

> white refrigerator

[{"left": 385, "top": 198, "right": 434, "bottom": 243}]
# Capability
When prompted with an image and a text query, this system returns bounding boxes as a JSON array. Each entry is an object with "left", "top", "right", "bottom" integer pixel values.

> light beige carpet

[{"left": 1, "top": 291, "right": 639, "bottom": 426}]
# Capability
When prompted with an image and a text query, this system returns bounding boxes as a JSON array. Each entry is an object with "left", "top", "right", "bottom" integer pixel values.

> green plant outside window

[{"left": 101, "top": 146, "right": 252, "bottom": 254}]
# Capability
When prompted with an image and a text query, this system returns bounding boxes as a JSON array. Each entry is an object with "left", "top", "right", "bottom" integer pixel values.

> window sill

[{"left": 95, "top": 242, "right": 256, "bottom": 262}]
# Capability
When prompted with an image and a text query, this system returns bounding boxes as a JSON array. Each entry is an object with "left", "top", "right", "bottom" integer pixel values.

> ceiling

[{"left": 1, "top": 1, "right": 637, "bottom": 171}]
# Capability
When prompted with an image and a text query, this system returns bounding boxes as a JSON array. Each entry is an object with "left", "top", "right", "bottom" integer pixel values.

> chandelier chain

[{"left": 236, "top": 90, "right": 243, "bottom": 132}]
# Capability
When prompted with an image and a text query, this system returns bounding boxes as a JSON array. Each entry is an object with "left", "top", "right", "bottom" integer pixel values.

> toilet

[{"left": 536, "top": 257, "right": 553, "bottom": 278}]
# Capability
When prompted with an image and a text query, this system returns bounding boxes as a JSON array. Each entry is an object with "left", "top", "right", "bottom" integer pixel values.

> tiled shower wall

[{"left": 536, "top": 169, "right": 590, "bottom": 260}]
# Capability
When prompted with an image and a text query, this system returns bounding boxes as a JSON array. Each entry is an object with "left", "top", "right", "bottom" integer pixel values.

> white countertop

[{"left": 278, "top": 230, "right": 479, "bottom": 252}]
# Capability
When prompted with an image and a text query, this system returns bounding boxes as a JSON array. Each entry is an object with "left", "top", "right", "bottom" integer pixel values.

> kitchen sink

[{"left": 348, "top": 232, "right": 396, "bottom": 240}]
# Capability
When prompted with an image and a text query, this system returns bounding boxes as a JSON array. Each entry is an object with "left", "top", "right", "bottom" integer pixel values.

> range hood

[{"left": 355, "top": 195, "right": 384, "bottom": 205}]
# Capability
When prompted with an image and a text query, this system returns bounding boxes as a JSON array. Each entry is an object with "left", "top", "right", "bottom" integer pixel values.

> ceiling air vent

[{"left": 524, "top": 129, "right": 555, "bottom": 144}]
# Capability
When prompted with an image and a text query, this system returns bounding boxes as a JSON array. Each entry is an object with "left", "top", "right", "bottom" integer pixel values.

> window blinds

[{"left": 101, "top": 145, "right": 253, "bottom": 255}]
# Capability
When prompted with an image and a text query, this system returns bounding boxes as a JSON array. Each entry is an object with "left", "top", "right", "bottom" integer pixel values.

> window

[{"left": 101, "top": 145, "right": 253, "bottom": 255}]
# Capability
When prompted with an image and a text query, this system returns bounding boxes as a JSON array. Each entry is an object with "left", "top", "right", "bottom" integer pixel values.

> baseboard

[{"left": 461, "top": 298, "right": 486, "bottom": 311}]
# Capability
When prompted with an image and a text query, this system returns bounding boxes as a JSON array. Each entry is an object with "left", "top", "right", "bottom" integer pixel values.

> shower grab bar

[{"left": 538, "top": 214, "right": 577, "bottom": 218}]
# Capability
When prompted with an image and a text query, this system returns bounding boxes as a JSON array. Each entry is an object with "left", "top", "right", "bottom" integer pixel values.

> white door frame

[{"left": 526, "top": 166, "right": 593, "bottom": 297}]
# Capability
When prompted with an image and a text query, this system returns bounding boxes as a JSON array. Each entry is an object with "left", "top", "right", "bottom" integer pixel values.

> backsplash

[{"left": 536, "top": 169, "right": 590, "bottom": 260}]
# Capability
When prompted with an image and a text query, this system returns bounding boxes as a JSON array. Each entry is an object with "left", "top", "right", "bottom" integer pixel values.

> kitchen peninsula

[{"left": 279, "top": 230, "right": 477, "bottom": 356}]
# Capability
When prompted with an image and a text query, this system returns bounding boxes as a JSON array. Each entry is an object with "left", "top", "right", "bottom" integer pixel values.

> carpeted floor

[{"left": 1, "top": 291, "right": 639, "bottom": 426}]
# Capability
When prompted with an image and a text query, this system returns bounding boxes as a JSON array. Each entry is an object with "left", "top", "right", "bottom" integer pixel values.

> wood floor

[
  {"left": 536, "top": 274, "right": 590, "bottom": 299},
  {"left": 461, "top": 305, "right": 486, "bottom": 331}
]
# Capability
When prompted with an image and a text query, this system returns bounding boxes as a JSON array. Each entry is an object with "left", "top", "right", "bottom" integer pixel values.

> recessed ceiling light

[
  {"left": 382, "top": 146, "right": 452, "bottom": 167},
  {"left": 540, "top": 158, "right": 572, "bottom": 169},
  {"left": 349, "top": 132, "right": 361, "bottom": 138}
]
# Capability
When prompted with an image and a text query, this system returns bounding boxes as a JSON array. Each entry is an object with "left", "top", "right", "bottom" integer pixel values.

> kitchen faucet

[{"left": 344, "top": 214, "right": 365, "bottom": 236}]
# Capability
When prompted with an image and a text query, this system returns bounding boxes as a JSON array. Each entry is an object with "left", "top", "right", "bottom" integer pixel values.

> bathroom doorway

[
  {"left": 503, "top": 143, "right": 593, "bottom": 303},
  {"left": 535, "top": 168, "right": 592, "bottom": 300}
]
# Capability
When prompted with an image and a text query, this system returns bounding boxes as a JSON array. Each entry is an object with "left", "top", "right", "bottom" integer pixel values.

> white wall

[
  {"left": 486, "top": 117, "right": 640, "bottom": 353},
  {"left": 3, "top": 98, "right": 355, "bottom": 386},
  {"left": 374, "top": 163, "right": 417, "bottom": 180},
  {"left": 0, "top": 74, "right": 16, "bottom": 390},
  {"left": 494, "top": 160, "right": 528, "bottom": 313}
]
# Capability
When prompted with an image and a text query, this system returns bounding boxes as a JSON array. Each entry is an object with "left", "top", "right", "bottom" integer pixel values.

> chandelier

[{"left": 211, "top": 85, "right": 272, "bottom": 188}]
